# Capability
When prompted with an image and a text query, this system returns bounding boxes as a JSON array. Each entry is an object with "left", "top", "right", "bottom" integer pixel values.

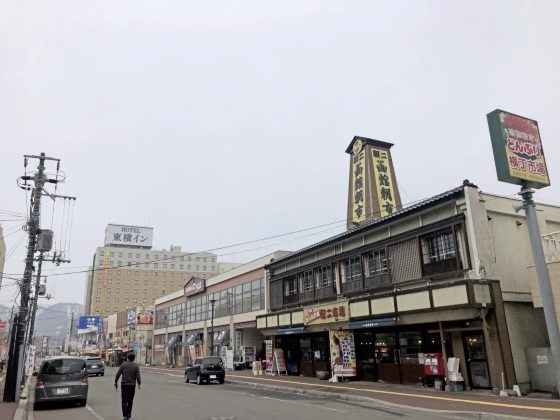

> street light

[{"left": 209, "top": 298, "right": 216, "bottom": 356}]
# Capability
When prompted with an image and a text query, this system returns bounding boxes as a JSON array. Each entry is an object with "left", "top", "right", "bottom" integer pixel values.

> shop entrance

[
  {"left": 300, "top": 334, "right": 329, "bottom": 377},
  {"left": 464, "top": 333, "right": 491, "bottom": 388},
  {"left": 374, "top": 331, "right": 423, "bottom": 384}
]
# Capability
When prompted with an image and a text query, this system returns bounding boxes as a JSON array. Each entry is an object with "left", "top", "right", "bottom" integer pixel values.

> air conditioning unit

[{"left": 37, "top": 230, "right": 54, "bottom": 252}]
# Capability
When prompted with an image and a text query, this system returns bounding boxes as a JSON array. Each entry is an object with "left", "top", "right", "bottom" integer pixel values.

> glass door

[
  {"left": 398, "top": 331, "right": 423, "bottom": 384},
  {"left": 464, "top": 333, "right": 491, "bottom": 388},
  {"left": 374, "top": 332, "right": 400, "bottom": 383}
]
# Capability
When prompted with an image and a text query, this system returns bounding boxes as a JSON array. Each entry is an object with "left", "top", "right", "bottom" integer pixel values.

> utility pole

[
  {"left": 4, "top": 153, "right": 74, "bottom": 402},
  {"left": 26, "top": 252, "right": 44, "bottom": 346}
]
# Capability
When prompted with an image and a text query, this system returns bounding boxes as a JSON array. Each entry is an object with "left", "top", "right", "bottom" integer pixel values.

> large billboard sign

[
  {"left": 487, "top": 110, "right": 550, "bottom": 189},
  {"left": 136, "top": 306, "right": 154, "bottom": 325},
  {"left": 303, "top": 302, "right": 349, "bottom": 325},
  {"left": 372, "top": 148, "right": 397, "bottom": 217},
  {"left": 104, "top": 224, "right": 153, "bottom": 248},
  {"left": 127, "top": 307, "right": 137, "bottom": 326},
  {"left": 78, "top": 316, "right": 102, "bottom": 334},
  {"left": 351, "top": 139, "right": 367, "bottom": 224}
]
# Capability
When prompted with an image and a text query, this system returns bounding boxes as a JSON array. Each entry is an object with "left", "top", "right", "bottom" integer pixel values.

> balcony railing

[
  {"left": 316, "top": 285, "right": 336, "bottom": 299},
  {"left": 364, "top": 273, "right": 391, "bottom": 289},
  {"left": 422, "top": 257, "right": 458, "bottom": 277},
  {"left": 284, "top": 293, "right": 299, "bottom": 305},
  {"left": 299, "top": 289, "right": 315, "bottom": 302},
  {"left": 542, "top": 231, "right": 560, "bottom": 263},
  {"left": 341, "top": 277, "right": 364, "bottom": 294}
]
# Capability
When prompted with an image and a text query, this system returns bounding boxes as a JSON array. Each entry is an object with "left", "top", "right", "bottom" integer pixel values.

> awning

[
  {"left": 349, "top": 317, "right": 397, "bottom": 330},
  {"left": 275, "top": 327, "right": 305, "bottom": 335},
  {"left": 213, "top": 328, "right": 230, "bottom": 346},
  {"left": 167, "top": 334, "right": 180, "bottom": 348},
  {"left": 184, "top": 334, "right": 196, "bottom": 346}
]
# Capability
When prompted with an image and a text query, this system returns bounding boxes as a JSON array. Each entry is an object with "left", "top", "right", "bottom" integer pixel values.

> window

[
  {"left": 144, "top": 271, "right": 148, "bottom": 276},
  {"left": 163, "top": 272, "right": 167, "bottom": 277},
  {"left": 171, "top": 264, "right": 175, "bottom": 269},
  {"left": 365, "top": 249, "right": 388, "bottom": 276},
  {"left": 153, "top": 280, "right": 158, "bottom": 286},
  {"left": 134, "top": 279, "right": 139, "bottom": 285},
  {"left": 423, "top": 229, "right": 456, "bottom": 262},
  {"left": 188, "top": 256, "right": 191, "bottom": 261},
  {"left": 283, "top": 277, "right": 297, "bottom": 297},
  {"left": 96, "top": 288, "right": 101, "bottom": 293},
  {"left": 252, "top": 279, "right": 262, "bottom": 310},
  {"left": 143, "top": 289, "right": 147, "bottom": 294},
  {"left": 109, "top": 260, "right": 114, "bottom": 266},
  {"left": 180, "top": 264, "right": 184, "bottom": 269},
  {"left": 163, "top": 263, "right": 167, "bottom": 269},
  {"left": 117, "top": 270, "right": 121, "bottom": 275},
  {"left": 135, "top": 271, "right": 139, "bottom": 276},
  {"left": 115, "top": 288, "right": 120, "bottom": 293},
  {"left": 316, "top": 265, "right": 332, "bottom": 289},
  {"left": 153, "top": 271, "right": 158, "bottom": 277},
  {"left": 196, "top": 265, "right": 199, "bottom": 270},
  {"left": 196, "top": 257, "right": 200, "bottom": 262},
  {"left": 152, "top": 290, "right": 157, "bottom": 295},
  {"left": 110, "top": 252, "right": 114, "bottom": 257},
  {"left": 170, "top": 281, "right": 174, "bottom": 286},
  {"left": 155, "top": 255, "right": 159, "bottom": 260},
  {"left": 96, "top": 297, "right": 100, "bottom": 302},
  {"left": 126, "top": 289, "right": 130, "bottom": 294},
  {"left": 114, "top": 306, "right": 118, "bottom": 312},
  {"left": 211, "top": 266, "right": 215, "bottom": 271},
  {"left": 100, "top": 251, "right": 105, "bottom": 256},
  {"left": 116, "top": 279, "right": 120, "bottom": 285},
  {"left": 126, "top": 279, "right": 131, "bottom": 284},
  {"left": 164, "top": 255, "right": 168, "bottom": 260},
  {"left": 144, "top": 279, "right": 148, "bottom": 285},
  {"left": 136, "top": 253, "right": 140, "bottom": 258},
  {"left": 128, "top": 253, "right": 132, "bottom": 258},
  {"left": 203, "top": 266, "right": 207, "bottom": 271},
  {"left": 127, "top": 262, "right": 131, "bottom": 267},
  {"left": 143, "top": 298, "right": 147, "bottom": 303},
  {"left": 118, "top": 252, "right": 123, "bottom": 257},
  {"left": 341, "top": 256, "right": 362, "bottom": 283},
  {"left": 108, "top": 279, "right": 112, "bottom": 284},
  {"left": 298, "top": 271, "right": 314, "bottom": 292},
  {"left": 115, "top": 297, "right": 120, "bottom": 302},
  {"left": 203, "top": 257, "right": 207, "bottom": 262},
  {"left": 188, "top": 265, "right": 191, "bottom": 270},
  {"left": 106, "top": 287, "right": 111, "bottom": 293},
  {"left": 172, "top": 255, "right": 176, "bottom": 260},
  {"left": 180, "top": 256, "right": 184, "bottom": 261},
  {"left": 162, "top": 281, "right": 166, "bottom": 286},
  {"left": 134, "top": 289, "right": 138, "bottom": 294},
  {"left": 125, "top": 298, "right": 129, "bottom": 303},
  {"left": 211, "top": 257, "right": 215, "bottom": 262},
  {"left": 106, "top": 297, "right": 110, "bottom": 302},
  {"left": 154, "top": 263, "right": 158, "bottom": 269},
  {"left": 170, "top": 273, "right": 174, "bottom": 278},
  {"left": 133, "top": 298, "right": 138, "bottom": 303}
]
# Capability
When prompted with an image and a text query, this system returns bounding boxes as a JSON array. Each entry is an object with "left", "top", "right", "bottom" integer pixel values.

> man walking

[{"left": 115, "top": 353, "right": 142, "bottom": 420}]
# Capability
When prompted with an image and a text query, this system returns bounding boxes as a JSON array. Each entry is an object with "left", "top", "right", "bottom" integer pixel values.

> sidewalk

[
  {"left": 0, "top": 372, "right": 19, "bottom": 420},
  {"left": 144, "top": 365, "right": 560, "bottom": 419}
]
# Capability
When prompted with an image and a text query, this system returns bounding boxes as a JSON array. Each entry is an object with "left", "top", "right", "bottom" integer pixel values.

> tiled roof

[{"left": 266, "top": 180, "right": 476, "bottom": 268}]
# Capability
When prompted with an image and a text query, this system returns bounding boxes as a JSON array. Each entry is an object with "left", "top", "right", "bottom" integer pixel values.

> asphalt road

[{"left": 33, "top": 367, "right": 475, "bottom": 420}]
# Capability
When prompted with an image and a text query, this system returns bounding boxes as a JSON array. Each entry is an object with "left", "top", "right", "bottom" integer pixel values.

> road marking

[
  {"left": 230, "top": 376, "right": 560, "bottom": 414},
  {"left": 86, "top": 404, "right": 105, "bottom": 420},
  {"left": 261, "top": 395, "right": 346, "bottom": 413}
]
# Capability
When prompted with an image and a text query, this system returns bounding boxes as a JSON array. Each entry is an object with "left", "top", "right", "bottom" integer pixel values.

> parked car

[
  {"left": 35, "top": 356, "right": 88, "bottom": 407},
  {"left": 84, "top": 356, "right": 105, "bottom": 376},
  {"left": 184, "top": 356, "right": 225, "bottom": 385}
]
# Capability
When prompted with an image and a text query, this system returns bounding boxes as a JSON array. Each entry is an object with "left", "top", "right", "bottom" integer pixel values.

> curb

[
  {"left": 224, "top": 378, "right": 532, "bottom": 420},
  {"left": 13, "top": 375, "right": 34, "bottom": 420}
]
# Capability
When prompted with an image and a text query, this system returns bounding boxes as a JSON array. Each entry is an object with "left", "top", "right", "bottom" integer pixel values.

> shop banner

[
  {"left": 351, "top": 140, "right": 367, "bottom": 224},
  {"left": 25, "top": 345, "right": 36, "bottom": 376},
  {"left": 329, "top": 330, "right": 357, "bottom": 377},
  {"left": 372, "top": 148, "right": 397, "bottom": 217},
  {"left": 304, "top": 302, "right": 349, "bottom": 325},
  {"left": 265, "top": 339, "right": 274, "bottom": 372}
]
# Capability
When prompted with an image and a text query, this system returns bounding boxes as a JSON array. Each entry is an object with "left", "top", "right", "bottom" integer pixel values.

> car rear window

[
  {"left": 87, "top": 357, "right": 102, "bottom": 362},
  {"left": 203, "top": 357, "right": 222, "bottom": 365},
  {"left": 42, "top": 359, "right": 85, "bottom": 375}
]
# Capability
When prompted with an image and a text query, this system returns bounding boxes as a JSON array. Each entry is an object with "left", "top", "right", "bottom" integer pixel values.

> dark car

[
  {"left": 184, "top": 356, "right": 225, "bottom": 385},
  {"left": 35, "top": 356, "right": 88, "bottom": 407},
  {"left": 84, "top": 356, "right": 105, "bottom": 376}
]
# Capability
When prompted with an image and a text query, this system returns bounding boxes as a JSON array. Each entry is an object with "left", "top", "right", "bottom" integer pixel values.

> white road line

[
  {"left": 86, "top": 404, "right": 105, "bottom": 420},
  {"left": 261, "top": 395, "right": 346, "bottom": 413}
]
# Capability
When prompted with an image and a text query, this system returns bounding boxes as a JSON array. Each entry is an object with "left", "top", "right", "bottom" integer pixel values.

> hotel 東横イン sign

[{"left": 487, "top": 110, "right": 550, "bottom": 189}]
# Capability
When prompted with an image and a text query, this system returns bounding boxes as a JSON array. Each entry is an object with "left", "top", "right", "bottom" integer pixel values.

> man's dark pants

[{"left": 121, "top": 384, "right": 136, "bottom": 417}]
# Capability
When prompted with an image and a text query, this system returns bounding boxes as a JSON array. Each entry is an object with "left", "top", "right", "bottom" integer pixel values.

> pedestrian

[{"left": 114, "top": 352, "right": 142, "bottom": 420}]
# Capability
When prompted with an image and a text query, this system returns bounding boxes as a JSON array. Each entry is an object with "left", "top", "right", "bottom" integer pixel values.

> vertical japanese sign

[
  {"left": 329, "top": 330, "right": 356, "bottom": 377},
  {"left": 103, "top": 246, "right": 110, "bottom": 285},
  {"left": 352, "top": 140, "right": 367, "bottom": 223},
  {"left": 372, "top": 148, "right": 397, "bottom": 217},
  {"left": 487, "top": 109, "right": 550, "bottom": 188}
]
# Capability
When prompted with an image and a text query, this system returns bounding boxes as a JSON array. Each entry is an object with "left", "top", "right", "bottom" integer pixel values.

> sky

[{"left": 1, "top": 1, "right": 559, "bottom": 307}]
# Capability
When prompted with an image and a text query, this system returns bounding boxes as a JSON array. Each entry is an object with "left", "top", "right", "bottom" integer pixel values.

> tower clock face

[{"left": 353, "top": 139, "right": 363, "bottom": 154}]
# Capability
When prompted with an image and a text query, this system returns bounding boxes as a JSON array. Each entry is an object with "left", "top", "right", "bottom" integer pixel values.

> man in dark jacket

[{"left": 115, "top": 353, "right": 142, "bottom": 420}]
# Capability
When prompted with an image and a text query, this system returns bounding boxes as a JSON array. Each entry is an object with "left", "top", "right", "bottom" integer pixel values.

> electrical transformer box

[{"left": 37, "top": 230, "right": 54, "bottom": 252}]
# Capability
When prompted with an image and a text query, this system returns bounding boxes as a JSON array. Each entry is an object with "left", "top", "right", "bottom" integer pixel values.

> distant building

[
  {"left": 84, "top": 224, "right": 239, "bottom": 316},
  {"left": 0, "top": 224, "right": 5, "bottom": 291},
  {"left": 217, "top": 262, "right": 243, "bottom": 274}
]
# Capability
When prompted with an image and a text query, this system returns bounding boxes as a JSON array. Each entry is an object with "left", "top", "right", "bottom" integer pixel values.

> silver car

[
  {"left": 84, "top": 356, "right": 105, "bottom": 376},
  {"left": 35, "top": 356, "right": 88, "bottom": 407}
]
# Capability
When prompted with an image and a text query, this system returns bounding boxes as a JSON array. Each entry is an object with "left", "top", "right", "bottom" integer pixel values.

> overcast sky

[{"left": 1, "top": 1, "right": 559, "bottom": 307}]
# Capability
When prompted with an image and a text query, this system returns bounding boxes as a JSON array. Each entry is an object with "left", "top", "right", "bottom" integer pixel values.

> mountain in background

[{"left": 34, "top": 302, "right": 84, "bottom": 339}]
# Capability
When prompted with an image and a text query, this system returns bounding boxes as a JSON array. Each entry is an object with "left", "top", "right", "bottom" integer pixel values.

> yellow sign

[
  {"left": 372, "top": 148, "right": 397, "bottom": 217},
  {"left": 103, "top": 246, "right": 110, "bottom": 285},
  {"left": 352, "top": 143, "right": 366, "bottom": 223},
  {"left": 303, "top": 302, "right": 349, "bottom": 325}
]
